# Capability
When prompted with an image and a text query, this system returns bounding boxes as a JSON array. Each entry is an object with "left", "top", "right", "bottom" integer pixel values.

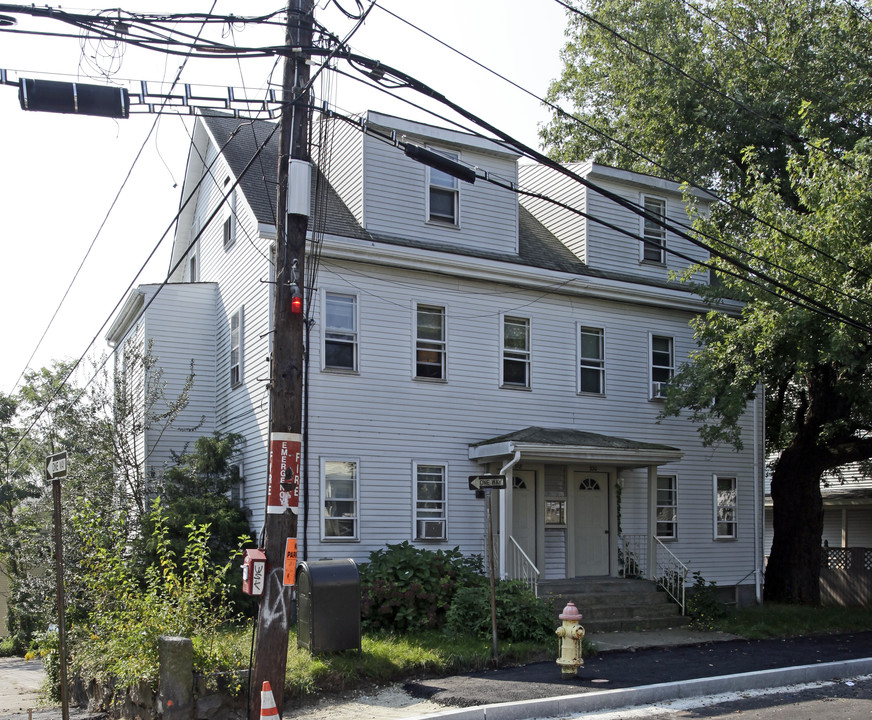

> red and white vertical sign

[{"left": 267, "top": 432, "right": 301, "bottom": 514}]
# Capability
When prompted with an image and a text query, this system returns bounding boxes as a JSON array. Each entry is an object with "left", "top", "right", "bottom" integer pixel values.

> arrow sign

[
  {"left": 468, "top": 474, "right": 507, "bottom": 491},
  {"left": 45, "top": 451, "right": 68, "bottom": 481}
]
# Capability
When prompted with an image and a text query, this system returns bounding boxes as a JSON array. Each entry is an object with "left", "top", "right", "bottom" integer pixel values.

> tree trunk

[{"left": 764, "top": 443, "right": 824, "bottom": 604}]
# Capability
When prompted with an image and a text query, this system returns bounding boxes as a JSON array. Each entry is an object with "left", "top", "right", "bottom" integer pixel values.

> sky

[{"left": 0, "top": 0, "right": 569, "bottom": 397}]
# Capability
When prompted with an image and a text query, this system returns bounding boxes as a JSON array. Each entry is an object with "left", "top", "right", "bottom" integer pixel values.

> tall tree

[{"left": 543, "top": 0, "right": 872, "bottom": 603}]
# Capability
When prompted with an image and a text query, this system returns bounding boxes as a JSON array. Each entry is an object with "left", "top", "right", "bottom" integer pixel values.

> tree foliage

[{"left": 544, "top": 0, "right": 872, "bottom": 603}]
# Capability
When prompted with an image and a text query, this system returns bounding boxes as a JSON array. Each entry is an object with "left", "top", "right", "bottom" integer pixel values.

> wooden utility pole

[{"left": 249, "top": 2, "right": 313, "bottom": 718}]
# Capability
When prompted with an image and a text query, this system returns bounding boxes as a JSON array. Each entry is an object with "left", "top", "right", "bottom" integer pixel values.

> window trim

[
  {"left": 425, "top": 147, "right": 461, "bottom": 227},
  {"left": 640, "top": 194, "right": 666, "bottom": 264},
  {"left": 229, "top": 307, "right": 243, "bottom": 388},
  {"left": 650, "top": 333, "right": 674, "bottom": 400},
  {"left": 578, "top": 325, "right": 605, "bottom": 395},
  {"left": 656, "top": 474, "right": 678, "bottom": 540},
  {"left": 323, "top": 290, "right": 359, "bottom": 373},
  {"left": 413, "top": 461, "right": 447, "bottom": 542},
  {"left": 414, "top": 303, "right": 447, "bottom": 381},
  {"left": 501, "top": 315, "right": 531, "bottom": 389},
  {"left": 222, "top": 178, "right": 237, "bottom": 252},
  {"left": 321, "top": 458, "right": 360, "bottom": 542},
  {"left": 713, "top": 474, "right": 738, "bottom": 540}
]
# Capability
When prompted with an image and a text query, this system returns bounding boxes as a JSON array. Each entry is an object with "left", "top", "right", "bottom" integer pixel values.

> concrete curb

[{"left": 408, "top": 657, "right": 872, "bottom": 720}]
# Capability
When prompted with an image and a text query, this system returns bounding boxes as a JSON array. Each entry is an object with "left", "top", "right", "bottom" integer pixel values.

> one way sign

[
  {"left": 45, "top": 451, "right": 68, "bottom": 481},
  {"left": 468, "top": 474, "right": 507, "bottom": 491}
]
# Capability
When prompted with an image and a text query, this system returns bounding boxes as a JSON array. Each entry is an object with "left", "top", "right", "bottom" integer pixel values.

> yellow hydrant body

[{"left": 555, "top": 601, "right": 585, "bottom": 678}]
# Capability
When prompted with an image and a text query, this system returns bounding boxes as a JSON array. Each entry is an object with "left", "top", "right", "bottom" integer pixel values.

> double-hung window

[
  {"left": 428, "top": 149, "right": 460, "bottom": 225},
  {"left": 323, "top": 459, "right": 358, "bottom": 540},
  {"left": 324, "top": 292, "right": 357, "bottom": 371},
  {"left": 651, "top": 334, "right": 673, "bottom": 399},
  {"left": 714, "top": 475, "right": 737, "bottom": 539},
  {"left": 416, "top": 305, "right": 446, "bottom": 380},
  {"left": 579, "top": 326, "right": 605, "bottom": 394},
  {"left": 414, "top": 463, "right": 446, "bottom": 541},
  {"left": 656, "top": 475, "right": 678, "bottom": 539},
  {"left": 223, "top": 177, "right": 237, "bottom": 251},
  {"left": 641, "top": 195, "right": 666, "bottom": 263},
  {"left": 502, "top": 316, "right": 530, "bottom": 388},
  {"left": 229, "top": 307, "right": 243, "bottom": 387}
]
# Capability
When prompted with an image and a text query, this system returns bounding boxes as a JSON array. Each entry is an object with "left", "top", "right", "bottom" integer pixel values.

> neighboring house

[
  {"left": 764, "top": 465, "right": 872, "bottom": 554},
  {"left": 106, "top": 110, "right": 765, "bottom": 604}
]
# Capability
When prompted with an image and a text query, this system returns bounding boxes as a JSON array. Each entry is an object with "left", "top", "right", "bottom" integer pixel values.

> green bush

[
  {"left": 445, "top": 580, "right": 554, "bottom": 643},
  {"left": 65, "top": 497, "right": 242, "bottom": 692},
  {"left": 358, "top": 542, "right": 483, "bottom": 632},
  {"left": 686, "top": 571, "right": 727, "bottom": 630}
]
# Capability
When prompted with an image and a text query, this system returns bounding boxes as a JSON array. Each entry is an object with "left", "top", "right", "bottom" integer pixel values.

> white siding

[
  {"left": 318, "top": 115, "right": 364, "bottom": 225},
  {"left": 298, "top": 258, "right": 760, "bottom": 582},
  {"left": 361, "top": 122, "right": 519, "bottom": 255},
  {"left": 520, "top": 162, "right": 711, "bottom": 283},
  {"left": 141, "top": 283, "right": 218, "bottom": 476},
  {"left": 191, "top": 140, "right": 274, "bottom": 526}
]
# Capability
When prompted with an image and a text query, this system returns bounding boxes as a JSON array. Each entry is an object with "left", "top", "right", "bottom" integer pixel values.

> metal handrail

[
  {"left": 620, "top": 534, "right": 688, "bottom": 614},
  {"left": 507, "top": 536, "right": 540, "bottom": 596},
  {"left": 654, "top": 537, "right": 688, "bottom": 614}
]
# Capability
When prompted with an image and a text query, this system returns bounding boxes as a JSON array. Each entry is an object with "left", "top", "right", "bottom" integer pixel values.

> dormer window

[
  {"left": 427, "top": 149, "right": 459, "bottom": 225},
  {"left": 641, "top": 195, "right": 666, "bottom": 264}
]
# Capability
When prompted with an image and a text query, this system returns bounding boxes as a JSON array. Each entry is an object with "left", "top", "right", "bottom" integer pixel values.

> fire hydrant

[{"left": 555, "top": 601, "right": 585, "bottom": 679}]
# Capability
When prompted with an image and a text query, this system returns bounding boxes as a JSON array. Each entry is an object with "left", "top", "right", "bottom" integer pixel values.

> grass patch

[
  {"left": 282, "top": 629, "right": 551, "bottom": 702},
  {"left": 712, "top": 603, "right": 872, "bottom": 640}
]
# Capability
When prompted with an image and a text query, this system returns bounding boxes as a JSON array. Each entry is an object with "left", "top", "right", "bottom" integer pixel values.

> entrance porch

[{"left": 469, "top": 427, "right": 685, "bottom": 592}]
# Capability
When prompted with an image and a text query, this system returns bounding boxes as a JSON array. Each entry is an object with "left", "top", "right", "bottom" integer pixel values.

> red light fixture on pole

[{"left": 290, "top": 287, "right": 303, "bottom": 315}]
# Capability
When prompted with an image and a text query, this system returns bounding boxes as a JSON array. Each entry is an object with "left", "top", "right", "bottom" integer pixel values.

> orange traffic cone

[{"left": 260, "top": 681, "right": 279, "bottom": 719}]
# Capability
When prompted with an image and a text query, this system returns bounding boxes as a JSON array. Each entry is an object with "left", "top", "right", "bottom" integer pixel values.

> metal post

[{"left": 51, "top": 477, "right": 69, "bottom": 720}]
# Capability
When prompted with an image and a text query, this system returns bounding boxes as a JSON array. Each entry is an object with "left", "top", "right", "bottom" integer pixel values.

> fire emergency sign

[{"left": 268, "top": 432, "right": 301, "bottom": 514}]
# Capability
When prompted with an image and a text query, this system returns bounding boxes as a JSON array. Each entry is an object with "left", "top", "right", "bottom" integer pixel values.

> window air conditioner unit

[
  {"left": 417, "top": 520, "right": 445, "bottom": 540},
  {"left": 652, "top": 381, "right": 667, "bottom": 398}
]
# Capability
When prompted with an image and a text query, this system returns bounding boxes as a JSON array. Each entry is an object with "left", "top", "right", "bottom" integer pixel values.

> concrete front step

[{"left": 539, "top": 576, "right": 690, "bottom": 634}]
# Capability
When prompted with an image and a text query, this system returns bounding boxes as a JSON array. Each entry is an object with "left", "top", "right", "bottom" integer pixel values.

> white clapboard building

[{"left": 107, "top": 111, "right": 765, "bottom": 606}]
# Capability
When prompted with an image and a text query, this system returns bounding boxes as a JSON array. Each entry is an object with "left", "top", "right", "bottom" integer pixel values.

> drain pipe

[
  {"left": 754, "top": 384, "right": 764, "bottom": 604},
  {"left": 498, "top": 450, "right": 521, "bottom": 580}
]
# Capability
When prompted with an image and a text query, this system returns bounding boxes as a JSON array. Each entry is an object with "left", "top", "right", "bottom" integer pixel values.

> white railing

[
  {"left": 620, "top": 534, "right": 688, "bottom": 614},
  {"left": 507, "top": 536, "right": 540, "bottom": 596}
]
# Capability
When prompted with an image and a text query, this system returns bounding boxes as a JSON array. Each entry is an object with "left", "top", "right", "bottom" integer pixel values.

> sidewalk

[{"left": 3, "top": 629, "right": 872, "bottom": 720}]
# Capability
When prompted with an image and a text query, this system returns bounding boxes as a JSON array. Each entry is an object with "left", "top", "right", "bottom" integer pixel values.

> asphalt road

[
  {"left": 581, "top": 675, "right": 872, "bottom": 720},
  {"left": 404, "top": 631, "right": 872, "bottom": 708}
]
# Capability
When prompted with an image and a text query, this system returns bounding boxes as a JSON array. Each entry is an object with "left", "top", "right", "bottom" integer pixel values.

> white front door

[
  {"left": 573, "top": 470, "right": 609, "bottom": 576},
  {"left": 511, "top": 469, "right": 537, "bottom": 565}
]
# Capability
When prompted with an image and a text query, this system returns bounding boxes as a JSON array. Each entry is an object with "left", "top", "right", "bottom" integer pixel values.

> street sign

[
  {"left": 468, "top": 474, "right": 507, "bottom": 491},
  {"left": 45, "top": 451, "right": 68, "bottom": 481}
]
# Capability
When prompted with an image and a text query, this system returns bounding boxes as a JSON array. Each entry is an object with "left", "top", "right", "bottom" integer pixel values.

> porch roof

[{"left": 469, "top": 426, "right": 683, "bottom": 468}]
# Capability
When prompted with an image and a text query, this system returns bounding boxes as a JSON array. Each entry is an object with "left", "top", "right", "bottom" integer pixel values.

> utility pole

[{"left": 249, "top": 2, "right": 313, "bottom": 718}]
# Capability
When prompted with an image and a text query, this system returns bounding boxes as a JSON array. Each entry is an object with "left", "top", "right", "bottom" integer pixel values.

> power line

[{"left": 369, "top": 1, "right": 872, "bottom": 295}]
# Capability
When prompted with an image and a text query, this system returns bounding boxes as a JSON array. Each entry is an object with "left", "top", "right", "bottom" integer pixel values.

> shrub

[
  {"left": 64, "top": 497, "right": 241, "bottom": 693},
  {"left": 358, "top": 542, "right": 483, "bottom": 632},
  {"left": 686, "top": 571, "right": 727, "bottom": 630},
  {"left": 445, "top": 580, "right": 554, "bottom": 643}
]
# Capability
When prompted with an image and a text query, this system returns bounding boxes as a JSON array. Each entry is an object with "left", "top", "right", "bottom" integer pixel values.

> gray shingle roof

[
  {"left": 472, "top": 426, "right": 680, "bottom": 453},
  {"left": 199, "top": 113, "right": 681, "bottom": 290}
]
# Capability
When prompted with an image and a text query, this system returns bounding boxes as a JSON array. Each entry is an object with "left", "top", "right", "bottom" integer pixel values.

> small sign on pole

[
  {"left": 468, "top": 474, "right": 506, "bottom": 491},
  {"left": 45, "top": 451, "right": 68, "bottom": 481}
]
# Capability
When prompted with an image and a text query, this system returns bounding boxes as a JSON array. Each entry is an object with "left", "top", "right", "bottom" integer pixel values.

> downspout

[
  {"left": 498, "top": 450, "right": 521, "bottom": 580},
  {"left": 754, "top": 383, "right": 764, "bottom": 604}
]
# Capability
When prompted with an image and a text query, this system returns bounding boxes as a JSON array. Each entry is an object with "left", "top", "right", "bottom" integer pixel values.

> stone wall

[{"left": 70, "top": 635, "right": 250, "bottom": 720}]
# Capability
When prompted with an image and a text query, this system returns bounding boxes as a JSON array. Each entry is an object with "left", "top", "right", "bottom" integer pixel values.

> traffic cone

[{"left": 260, "top": 681, "right": 279, "bottom": 719}]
